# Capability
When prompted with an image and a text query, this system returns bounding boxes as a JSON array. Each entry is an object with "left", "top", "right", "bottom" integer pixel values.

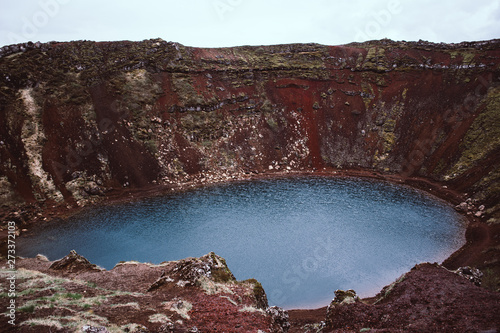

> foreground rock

[
  {"left": 1, "top": 252, "right": 274, "bottom": 332},
  {"left": 267, "top": 306, "right": 291, "bottom": 333},
  {"left": 48, "top": 250, "right": 104, "bottom": 274},
  {"left": 323, "top": 263, "right": 500, "bottom": 332},
  {"left": 2, "top": 253, "right": 499, "bottom": 332}
]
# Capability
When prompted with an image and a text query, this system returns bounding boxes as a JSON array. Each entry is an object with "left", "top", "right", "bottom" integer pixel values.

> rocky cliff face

[{"left": 1, "top": 38, "right": 499, "bottom": 224}]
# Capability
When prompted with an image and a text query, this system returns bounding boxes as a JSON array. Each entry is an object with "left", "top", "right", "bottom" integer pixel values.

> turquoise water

[{"left": 18, "top": 177, "right": 466, "bottom": 309}]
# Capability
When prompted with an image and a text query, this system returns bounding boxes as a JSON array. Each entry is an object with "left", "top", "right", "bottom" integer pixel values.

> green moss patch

[{"left": 446, "top": 86, "right": 500, "bottom": 179}]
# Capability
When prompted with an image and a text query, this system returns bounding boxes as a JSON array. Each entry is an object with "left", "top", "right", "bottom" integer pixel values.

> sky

[{"left": 0, "top": 0, "right": 499, "bottom": 48}]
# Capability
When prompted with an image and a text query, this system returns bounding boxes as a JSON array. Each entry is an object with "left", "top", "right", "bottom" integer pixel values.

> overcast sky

[{"left": 1, "top": 0, "right": 499, "bottom": 48}]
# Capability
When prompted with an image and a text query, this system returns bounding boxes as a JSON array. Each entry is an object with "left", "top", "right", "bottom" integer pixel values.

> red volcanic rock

[
  {"left": 324, "top": 263, "right": 500, "bottom": 332},
  {"left": 49, "top": 249, "right": 104, "bottom": 274},
  {"left": 147, "top": 252, "right": 237, "bottom": 291},
  {"left": 6, "top": 252, "right": 273, "bottom": 332}
]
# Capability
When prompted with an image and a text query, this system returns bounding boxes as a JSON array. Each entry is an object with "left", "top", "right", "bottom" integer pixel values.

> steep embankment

[{"left": 1, "top": 39, "right": 500, "bottom": 264}]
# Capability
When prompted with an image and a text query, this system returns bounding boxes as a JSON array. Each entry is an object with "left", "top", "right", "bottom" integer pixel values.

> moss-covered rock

[{"left": 446, "top": 86, "right": 500, "bottom": 179}]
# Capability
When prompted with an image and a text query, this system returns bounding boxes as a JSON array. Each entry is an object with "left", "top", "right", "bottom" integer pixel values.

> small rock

[
  {"left": 50, "top": 250, "right": 103, "bottom": 273},
  {"left": 82, "top": 325, "right": 109, "bottom": 333},
  {"left": 36, "top": 254, "right": 49, "bottom": 262},
  {"left": 475, "top": 211, "right": 483, "bottom": 217},
  {"left": 72, "top": 171, "right": 84, "bottom": 180},
  {"left": 159, "top": 322, "right": 175, "bottom": 332},
  {"left": 330, "top": 289, "right": 359, "bottom": 305},
  {"left": 455, "top": 202, "right": 469, "bottom": 212},
  {"left": 454, "top": 266, "right": 483, "bottom": 286},
  {"left": 479, "top": 205, "right": 485, "bottom": 211},
  {"left": 266, "top": 306, "right": 290, "bottom": 333},
  {"left": 88, "top": 186, "right": 102, "bottom": 196}
]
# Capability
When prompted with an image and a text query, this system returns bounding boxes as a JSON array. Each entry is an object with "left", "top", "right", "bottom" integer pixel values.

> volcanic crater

[{"left": 1, "top": 38, "right": 500, "bottom": 332}]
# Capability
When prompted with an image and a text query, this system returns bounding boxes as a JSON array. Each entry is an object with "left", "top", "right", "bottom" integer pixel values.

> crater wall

[{"left": 1, "top": 39, "right": 499, "bottom": 224}]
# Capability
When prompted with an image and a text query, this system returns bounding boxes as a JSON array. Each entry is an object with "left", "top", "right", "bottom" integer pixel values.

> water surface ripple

[{"left": 18, "top": 177, "right": 466, "bottom": 309}]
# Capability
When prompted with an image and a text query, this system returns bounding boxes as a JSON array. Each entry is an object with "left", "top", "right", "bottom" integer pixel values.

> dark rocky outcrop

[
  {"left": 267, "top": 306, "right": 291, "bottom": 333},
  {"left": 454, "top": 265, "right": 483, "bottom": 286},
  {"left": 4, "top": 252, "right": 272, "bottom": 332},
  {"left": 49, "top": 249, "right": 103, "bottom": 274},
  {"left": 323, "top": 263, "right": 500, "bottom": 332},
  {"left": 147, "top": 252, "right": 236, "bottom": 291}
]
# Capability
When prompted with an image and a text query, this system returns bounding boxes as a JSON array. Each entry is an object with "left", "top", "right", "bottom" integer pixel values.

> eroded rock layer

[{"left": 1, "top": 39, "right": 499, "bottom": 224}]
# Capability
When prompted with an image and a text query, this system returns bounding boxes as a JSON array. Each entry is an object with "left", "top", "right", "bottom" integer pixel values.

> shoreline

[{"left": 38, "top": 167, "right": 474, "bottom": 220}]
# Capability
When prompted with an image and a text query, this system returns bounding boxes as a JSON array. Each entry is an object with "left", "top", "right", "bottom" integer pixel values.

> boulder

[
  {"left": 49, "top": 250, "right": 103, "bottom": 274},
  {"left": 456, "top": 202, "right": 469, "bottom": 212},
  {"left": 173, "top": 252, "right": 236, "bottom": 284},
  {"left": 147, "top": 252, "right": 236, "bottom": 291},
  {"left": 324, "top": 263, "right": 500, "bottom": 331},
  {"left": 266, "top": 306, "right": 290, "bottom": 333},
  {"left": 454, "top": 266, "right": 483, "bottom": 286},
  {"left": 330, "top": 289, "right": 359, "bottom": 305}
]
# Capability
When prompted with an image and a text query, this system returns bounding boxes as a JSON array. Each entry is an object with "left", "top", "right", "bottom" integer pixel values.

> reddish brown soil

[
  {"left": 324, "top": 263, "right": 500, "bottom": 332},
  {"left": 1, "top": 253, "right": 271, "bottom": 332},
  {"left": 288, "top": 307, "right": 327, "bottom": 332}
]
